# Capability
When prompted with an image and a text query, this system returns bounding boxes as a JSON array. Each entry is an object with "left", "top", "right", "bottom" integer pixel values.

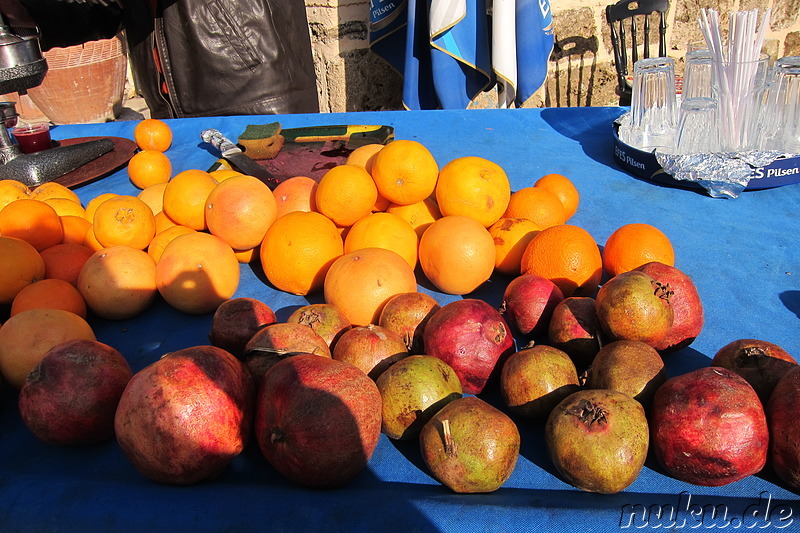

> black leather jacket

[{"left": 9, "top": 0, "right": 320, "bottom": 118}]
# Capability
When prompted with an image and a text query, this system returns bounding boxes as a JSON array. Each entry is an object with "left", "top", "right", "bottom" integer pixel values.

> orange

[
  {"left": 60, "top": 215, "right": 91, "bottom": 245},
  {"left": 386, "top": 196, "right": 442, "bottom": 238},
  {"left": 39, "top": 242, "right": 94, "bottom": 286},
  {"left": 435, "top": 156, "right": 511, "bottom": 228},
  {"left": 535, "top": 173, "right": 580, "bottom": 220},
  {"left": 84, "top": 193, "right": 117, "bottom": 222},
  {"left": 209, "top": 168, "right": 244, "bottom": 182},
  {"left": 137, "top": 182, "right": 168, "bottom": 215},
  {"left": 83, "top": 225, "right": 104, "bottom": 252},
  {"left": 346, "top": 143, "right": 384, "bottom": 174},
  {"left": 503, "top": 186, "right": 566, "bottom": 229},
  {"left": 372, "top": 191, "right": 391, "bottom": 212},
  {"left": 42, "top": 197, "right": 85, "bottom": 218},
  {"left": 273, "top": 176, "right": 318, "bottom": 218},
  {"left": 602, "top": 223, "right": 675, "bottom": 278},
  {"left": 488, "top": 217, "right": 542, "bottom": 276},
  {"left": 133, "top": 118, "right": 172, "bottom": 152},
  {"left": 315, "top": 164, "right": 378, "bottom": 227},
  {"left": 127, "top": 149, "right": 172, "bottom": 189},
  {"left": 0, "top": 179, "right": 30, "bottom": 211},
  {"left": 323, "top": 247, "right": 417, "bottom": 326},
  {"left": 0, "top": 236, "right": 45, "bottom": 304},
  {"left": 344, "top": 212, "right": 418, "bottom": 269},
  {"left": 0, "top": 198, "right": 64, "bottom": 251},
  {"left": 233, "top": 246, "right": 258, "bottom": 264},
  {"left": 259, "top": 210, "right": 343, "bottom": 295},
  {"left": 0, "top": 308, "right": 95, "bottom": 389},
  {"left": 418, "top": 215, "right": 496, "bottom": 295},
  {"left": 520, "top": 224, "right": 602, "bottom": 298},
  {"left": 77, "top": 245, "right": 158, "bottom": 320},
  {"left": 11, "top": 278, "right": 87, "bottom": 318},
  {"left": 162, "top": 169, "right": 218, "bottom": 230},
  {"left": 205, "top": 175, "right": 278, "bottom": 251},
  {"left": 155, "top": 232, "right": 239, "bottom": 314},
  {"left": 30, "top": 181, "right": 81, "bottom": 204},
  {"left": 92, "top": 194, "right": 156, "bottom": 250},
  {"left": 147, "top": 224, "right": 197, "bottom": 263},
  {"left": 153, "top": 210, "right": 180, "bottom": 234},
  {"left": 370, "top": 140, "right": 439, "bottom": 206}
]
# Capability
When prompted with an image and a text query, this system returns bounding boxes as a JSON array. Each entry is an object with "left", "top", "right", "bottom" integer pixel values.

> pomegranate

[
  {"left": 767, "top": 366, "right": 800, "bottom": 490},
  {"left": 243, "top": 322, "right": 331, "bottom": 380},
  {"left": 376, "top": 355, "right": 462, "bottom": 440},
  {"left": 19, "top": 339, "right": 133, "bottom": 445},
  {"left": 114, "top": 345, "right": 254, "bottom": 485},
  {"left": 419, "top": 396, "right": 520, "bottom": 493},
  {"left": 650, "top": 366, "right": 768, "bottom": 486},
  {"left": 595, "top": 270, "right": 673, "bottom": 347},
  {"left": 500, "top": 273, "right": 564, "bottom": 337},
  {"left": 422, "top": 299, "right": 514, "bottom": 394},
  {"left": 547, "top": 296, "right": 603, "bottom": 370},
  {"left": 287, "top": 303, "right": 352, "bottom": 348},
  {"left": 712, "top": 338, "right": 797, "bottom": 403},
  {"left": 332, "top": 324, "right": 409, "bottom": 380},
  {"left": 635, "top": 262, "right": 703, "bottom": 352},
  {"left": 378, "top": 292, "right": 441, "bottom": 354},
  {"left": 546, "top": 389, "right": 649, "bottom": 494},
  {"left": 500, "top": 344, "right": 580, "bottom": 420},
  {"left": 255, "top": 354, "right": 382, "bottom": 488},
  {"left": 209, "top": 297, "right": 277, "bottom": 358},
  {"left": 585, "top": 340, "right": 666, "bottom": 407}
]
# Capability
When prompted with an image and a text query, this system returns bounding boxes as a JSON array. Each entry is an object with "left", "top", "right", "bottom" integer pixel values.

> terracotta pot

[{"left": 28, "top": 36, "right": 128, "bottom": 125}]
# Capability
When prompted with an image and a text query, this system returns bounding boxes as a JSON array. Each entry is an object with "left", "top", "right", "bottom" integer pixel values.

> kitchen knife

[{"left": 200, "top": 128, "right": 281, "bottom": 189}]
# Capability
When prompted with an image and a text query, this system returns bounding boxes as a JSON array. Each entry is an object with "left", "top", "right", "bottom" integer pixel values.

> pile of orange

[{"left": 0, "top": 119, "right": 680, "bottom": 342}]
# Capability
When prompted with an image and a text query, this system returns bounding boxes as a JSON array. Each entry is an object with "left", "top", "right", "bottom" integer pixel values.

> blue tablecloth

[{"left": 2, "top": 107, "right": 799, "bottom": 532}]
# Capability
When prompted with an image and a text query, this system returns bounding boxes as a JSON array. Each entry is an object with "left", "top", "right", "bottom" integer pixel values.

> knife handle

[{"left": 201, "top": 129, "right": 240, "bottom": 154}]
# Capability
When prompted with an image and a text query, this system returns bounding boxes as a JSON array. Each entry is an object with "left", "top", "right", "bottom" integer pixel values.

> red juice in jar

[{"left": 12, "top": 123, "right": 51, "bottom": 154}]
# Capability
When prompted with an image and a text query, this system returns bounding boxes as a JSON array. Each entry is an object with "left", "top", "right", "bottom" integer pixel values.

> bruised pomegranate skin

[
  {"left": 501, "top": 273, "right": 565, "bottom": 337},
  {"left": 19, "top": 339, "right": 133, "bottom": 445},
  {"left": 635, "top": 262, "right": 703, "bottom": 352},
  {"left": 767, "top": 366, "right": 800, "bottom": 490},
  {"left": 423, "top": 299, "right": 515, "bottom": 395},
  {"left": 209, "top": 297, "right": 277, "bottom": 359},
  {"left": 255, "top": 354, "right": 382, "bottom": 488},
  {"left": 650, "top": 366, "right": 768, "bottom": 486},
  {"left": 287, "top": 303, "right": 352, "bottom": 348},
  {"left": 114, "top": 345, "right": 254, "bottom": 485}
]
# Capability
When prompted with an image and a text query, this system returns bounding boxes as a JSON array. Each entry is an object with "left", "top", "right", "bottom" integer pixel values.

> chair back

[{"left": 606, "top": 0, "right": 669, "bottom": 105}]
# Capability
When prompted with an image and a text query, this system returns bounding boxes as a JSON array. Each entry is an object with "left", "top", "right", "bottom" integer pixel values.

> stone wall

[{"left": 306, "top": 0, "right": 800, "bottom": 112}]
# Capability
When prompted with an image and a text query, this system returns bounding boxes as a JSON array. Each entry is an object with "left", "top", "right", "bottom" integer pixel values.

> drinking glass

[
  {"left": 629, "top": 57, "right": 678, "bottom": 151},
  {"left": 761, "top": 56, "right": 800, "bottom": 153},
  {"left": 673, "top": 97, "right": 720, "bottom": 154},
  {"left": 683, "top": 50, "right": 713, "bottom": 99},
  {"left": 711, "top": 54, "right": 770, "bottom": 151},
  {"left": 686, "top": 40, "right": 708, "bottom": 53}
]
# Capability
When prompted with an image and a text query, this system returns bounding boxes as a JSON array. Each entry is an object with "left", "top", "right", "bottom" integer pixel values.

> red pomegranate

[
  {"left": 114, "top": 345, "right": 254, "bottom": 485},
  {"left": 650, "top": 366, "right": 768, "bottom": 486},
  {"left": 255, "top": 354, "right": 382, "bottom": 488},
  {"left": 423, "top": 299, "right": 514, "bottom": 394}
]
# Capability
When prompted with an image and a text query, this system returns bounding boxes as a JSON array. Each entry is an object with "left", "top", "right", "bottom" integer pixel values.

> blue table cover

[{"left": 1, "top": 107, "right": 799, "bottom": 532}]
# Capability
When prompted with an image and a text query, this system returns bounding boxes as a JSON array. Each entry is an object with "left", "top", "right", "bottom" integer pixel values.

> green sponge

[{"left": 238, "top": 122, "right": 284, "bottom": 159}]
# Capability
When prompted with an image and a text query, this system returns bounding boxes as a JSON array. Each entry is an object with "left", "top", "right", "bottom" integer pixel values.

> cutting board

[
  {"left": 44, "top": 136, "right": 137, "bottom": 190},
  {"left": 211, "top": 124, "right": 395, "bottom": 182}
]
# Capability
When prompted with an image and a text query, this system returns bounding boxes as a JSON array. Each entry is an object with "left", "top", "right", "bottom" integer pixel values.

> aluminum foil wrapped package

[{"left": 654, "top": 149, "right": 789, "bottom": 198}]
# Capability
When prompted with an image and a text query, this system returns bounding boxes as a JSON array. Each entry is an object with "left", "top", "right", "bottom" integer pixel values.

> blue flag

[{"left": 369, "top": 0, "right": 554, "bottom": 110}]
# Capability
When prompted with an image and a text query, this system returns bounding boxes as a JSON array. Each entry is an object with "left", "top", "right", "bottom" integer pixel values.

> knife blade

[{"left": 200, "top": 128, "right": 281, "bottom": 189}]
